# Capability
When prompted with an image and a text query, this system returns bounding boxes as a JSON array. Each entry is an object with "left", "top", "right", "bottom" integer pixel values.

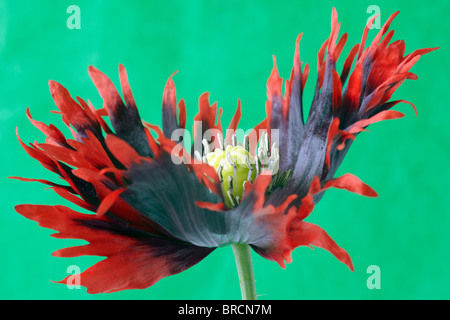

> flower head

[{"left": 13, "top": 8, "right": 437, "bottom": 294}]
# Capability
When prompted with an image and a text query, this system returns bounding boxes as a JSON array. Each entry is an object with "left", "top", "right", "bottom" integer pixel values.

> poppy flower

[{"left": 12, "top": 8, "right": 436, "bottom": 297}]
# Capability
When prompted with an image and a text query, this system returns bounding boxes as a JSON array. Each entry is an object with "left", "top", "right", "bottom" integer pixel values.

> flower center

[{"left": 196, "top": 133, "right": 288, "bottom": 208}]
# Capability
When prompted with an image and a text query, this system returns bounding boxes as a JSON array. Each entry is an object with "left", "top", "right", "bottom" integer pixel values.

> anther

[
  {"left": 216, "top": 164, "right": 223, "bottom": 181},
  {"left": 227, "top": 190, "right": 238, "bottom": 208},
  {"left": 232, "top": 134, "right": 237, "bottom": 147},
  {"left": 225, "top": 150, "right": 236, "bottom": 167},
  {"left": 227, "top": 175, "right": 233, "bottom": 191}
]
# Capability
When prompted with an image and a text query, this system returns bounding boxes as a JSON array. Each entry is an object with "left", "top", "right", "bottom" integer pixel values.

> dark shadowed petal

[
  {"left": 267, "top": 9, "right": 436, "bottom": 207},
  {"left": 265, "top": 9, "right": 342, "bottom": 206},
  {"left": 263, "top": 35, "right": 309, "bottom": 173},
  {"left": 120, "top": 156, "right": 229, "bottom": 246},
  {"left": 111, "top": 138, "right": 293, "bottom": 250}
]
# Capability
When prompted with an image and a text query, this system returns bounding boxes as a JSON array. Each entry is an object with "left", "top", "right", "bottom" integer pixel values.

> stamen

[
  {"left": 202, "top": 139, "right": 211, "bottom": 155},
  {"left": 257, "top": 132, "right": 270, "bottom": 169},
  {"left": 232, "top": 134, "right": 237, "bottom": 147},
  {"left": 255, "top": 155, "right": 260, "bottom": 176},
  {"left": 227, "top": 190, "right": 238, "bottom": 207},
  {"left": 227, "top": 175, "right": 233, "bottom": 192},
  {"left": 268, "top": 142, "right": 280, "bottom": 174},
  {"left": 216, "top": 164, "right": 223, "bottom": 181},
  {"left": 233, "top": 165, "right": 237, "bottom": 197},
  {"left": 225, "top": 150, "right": 235, "bottom": 167},
  {"left": 217, "top": 133, "right": 224, "bottom": 150},
  {"left": 243, "top": 135, "right": 250, "bottom": 153},
  {"left": 264, "top": 132, "right": 270, "bottom": 155},
  {"left": 203, "top": 132, "right": 286, "bottom": 208}
]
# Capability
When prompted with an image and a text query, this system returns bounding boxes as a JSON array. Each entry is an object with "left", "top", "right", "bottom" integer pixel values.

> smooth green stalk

[{"left": 231, "top": 243, "right": 257, "bottom": 300}]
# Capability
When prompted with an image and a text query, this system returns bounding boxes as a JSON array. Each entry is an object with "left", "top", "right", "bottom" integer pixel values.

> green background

[{"left": 1, "top": 0, "right": 448, "bottom": 300}]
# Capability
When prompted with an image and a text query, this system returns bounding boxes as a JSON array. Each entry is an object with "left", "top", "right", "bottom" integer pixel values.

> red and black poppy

[{"left": 12, "top": 8, "right": 437, "bottom": 294}]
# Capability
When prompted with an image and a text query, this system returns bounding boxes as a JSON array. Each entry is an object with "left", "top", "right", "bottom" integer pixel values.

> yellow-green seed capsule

[{"left": 205, "top": 145, "right": 257, "bottom": 208}]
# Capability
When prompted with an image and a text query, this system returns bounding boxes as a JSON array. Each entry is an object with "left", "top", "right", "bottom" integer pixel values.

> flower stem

[{"left": 231, "top": 243, "right": 257, "bottom": 300}]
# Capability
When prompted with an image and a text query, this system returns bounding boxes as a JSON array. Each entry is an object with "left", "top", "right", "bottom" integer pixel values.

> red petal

[
  {"left": 322, "top": 173, "right": 377, "bottom": 198},
  {"left": 358, "top": 13, "right": 381, "bottom": 59},
  {"left": 343, "top": 61, "right": 363, "bottom": 112},
  {"left": 193, "top": 93, "right": 223, "bottom": 150},
  {"left": 105, "top": 134, "right": 141, "bottom": 168},
  {"left": 335, "top": 33, "right": 348, "bottom": 61},
  {"left": 26, "top": 108, "right": 72, "bottom": 149},
  {"left": 340, "top": 44, "right": 359, "bottom": 85},
  {"left": 195, "top": 201, "right": 227, "bottom": 212},
  {"left": 96, "top": 188, "right": 127, "bottom": 216},
  {"left": 88, "top": 66, "right": 124, "bottom": 117},
  {"left": 332, "top": 70, "right": 343, "bottom": 113},
  {"left": 253, "top": 172, "right": 376, "bottom": 269},
  {"left": 366, "top": 11, "right": 400, "bottom": 59},
  {"left": 366, "top": 42, "right": 405, "bottom": 94},
  {"left": 163, "top": 71, "right": 178, "bottom": 116},
  {"left": 348, "top": 110, "right": 405, "bottom": 134},
  {"left": 225, "top": 99, "right": 242, "bottom": 145},
  {"left": 178, "top": 99, "right": 187, "bottom": 129},
  {"left": 162, "top": 71, "right": 186, "bottom": 136},
  {"left": 301, "top": 63, "right": 309, "bottom": 91},
  {"left": 325, "top": 118, "right": 355, "bottom": 167},
  {"left": 119, "top": 64, "right": 138, "bottom": 110},
  {"left": 287, "top": 220, "right": 354, "bottom": 270},
  {"left": 15, "top": 204, "right": 212, "bottom": 293},
  {"left": 266, "top": 55, "right": 286, "bottom": 119}
]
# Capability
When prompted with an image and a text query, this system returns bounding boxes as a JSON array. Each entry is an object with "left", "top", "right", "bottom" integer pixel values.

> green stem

[{"left": 231, "top": 243, "right": 257, "bottom": 300}]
